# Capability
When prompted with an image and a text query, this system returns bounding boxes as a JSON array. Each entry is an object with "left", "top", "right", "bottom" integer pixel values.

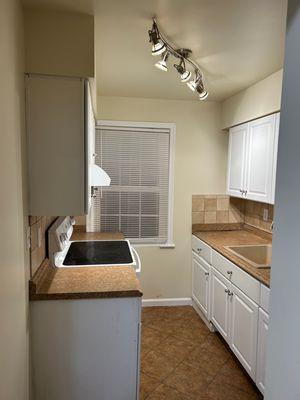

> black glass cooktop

[{"left": 63, "top": 240, "right": 133, "bottom": 266}]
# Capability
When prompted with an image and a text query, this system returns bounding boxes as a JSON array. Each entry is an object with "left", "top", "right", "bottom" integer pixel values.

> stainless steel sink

[{"left": 225, "top": 244, "right": 272, "bottom": 268}]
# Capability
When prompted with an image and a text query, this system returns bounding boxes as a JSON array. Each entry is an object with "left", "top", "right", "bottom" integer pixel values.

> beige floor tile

[
  {"left": 183, "top": 346, "right": 230, "bottom": 376},
  {"left": 200, "top": 333, "right": 231, "bottom": 358},
  {"left": 216, "top": 356, "right": 258, "bottom": 394},
  {"left": 141, "top": 325, "right": 169, "bottom": 348},
  {"left": 171, "top": 322, "right": 210, "bottom": 345},
  {"left": 139, "top": 372, "right": 161, "bottom": 400},
  {"left": 141, "top": 343, "right": 152, "bottom": 359},
  {"left": 156, "top": 335, "right": 195, "bottom": 363},
  {"left": 205, "top": 382, "right": 262, "bottom": 400},
  {"left": 141, "top": 350, "right": 179, "bottom": 381},
  {"left": 164, "top": 363, "right": 214, "bottom": 399},
  {"left": 147, "top": 383, "right": 193, "bottom": 400}
]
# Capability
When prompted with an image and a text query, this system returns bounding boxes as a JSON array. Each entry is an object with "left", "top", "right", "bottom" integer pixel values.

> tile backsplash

[
  {"left": 29, "top": 216, "right": 57, "bottom": 276},
  {"left": 192, "top": 195, "right": 274, "bottom": 233},
  {"left": 192, "top": 195, "right": 244, "bottom": 225}
]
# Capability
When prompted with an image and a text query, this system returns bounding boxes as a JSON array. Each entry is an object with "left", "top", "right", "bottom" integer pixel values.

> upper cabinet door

[
  {"left": 227, "top": 123, "right": 248, "bottom": 198},
  {"left": 26, "top": 74, "right": 87, "bottom": 216},
  {"left": 244, "top": 115, "right": 276, "bottom": 204}
]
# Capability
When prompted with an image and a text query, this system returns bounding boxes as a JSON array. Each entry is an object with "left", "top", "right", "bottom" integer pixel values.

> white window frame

[{"left": 93, "top": 119, "right": 176, "bottom": 248}]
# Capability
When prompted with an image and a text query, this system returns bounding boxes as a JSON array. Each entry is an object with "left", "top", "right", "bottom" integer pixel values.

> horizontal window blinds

[{"left": 89, "top": 126, "right": 171, "bottom": 244}]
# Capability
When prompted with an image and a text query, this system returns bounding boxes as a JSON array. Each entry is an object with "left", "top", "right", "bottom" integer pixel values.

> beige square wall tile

[
  {"left": 204, "top": 198, "right": 217, "bottom": 211},
  {"left": 204, "top": 211, "right": 217, "bottom": 224},
  {"left": 229, "top": 210, "right": 243, "bottom": 223},
  {"left": 217, "top": 211, "right": 229, "bottom": 223},
  {"left": 192, "top": 198, "right": 205, "bottom": 212},
  {"left": 217, "top": 197, "right": 229, "bottom": 211},
  {"left": 192, "top": 212, "right": 204, "bottom": 224}
]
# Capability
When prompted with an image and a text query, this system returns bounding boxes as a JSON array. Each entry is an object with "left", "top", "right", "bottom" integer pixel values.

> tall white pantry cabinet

[{"left": 227, "top": 113, "right": 280, "bottom": 204}]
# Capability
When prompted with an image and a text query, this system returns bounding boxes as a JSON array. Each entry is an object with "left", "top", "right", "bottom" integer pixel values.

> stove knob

[{"left": 60, "top": 233, "right": 67, "bottom": 243}]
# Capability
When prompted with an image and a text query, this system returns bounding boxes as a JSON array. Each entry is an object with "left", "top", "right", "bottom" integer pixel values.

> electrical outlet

[{"left": 263, "top": 208, "right": 269, "bottom": 222}]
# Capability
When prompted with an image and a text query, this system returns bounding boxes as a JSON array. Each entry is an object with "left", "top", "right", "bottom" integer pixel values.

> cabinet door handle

[
  {"left": 225, "top": 289, "right": 229, "bottom": 293},
  {"left": 205, "top": 272, "right": 209, "bottom": 276},
  {"left": 228, "top": 291, "right": 233, "bottom": 297},
  {"left": 227, "top": 271, "right": 233, "bottom": 276},
  {"left": 197, "top": 248, "right": 202, "bottom": 253}
]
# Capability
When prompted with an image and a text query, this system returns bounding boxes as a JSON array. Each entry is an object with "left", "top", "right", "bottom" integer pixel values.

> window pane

[
  {"left": 121, "top": 192, "right": 140, "bottom": 214},
  {"left": 121, "top": 216, "right": 139, "bottom": 238},
  {"left": 141, "top": 192, "right": 159, "bottom": 215},
  {"left": 100, "top": 215, "right": 119, "bottom": 232},
  {"left": 101, "top": 192, "right": 119, "bottom": 214},
  {"left": 141, "top": 217, "right": 159, "bottom": 238}
]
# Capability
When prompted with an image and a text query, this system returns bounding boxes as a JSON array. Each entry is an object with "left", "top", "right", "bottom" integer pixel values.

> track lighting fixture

[
  {"left": 155, "top": 51, "right": 169, "bottom": 71},
  {"left": 148, "top": 18, "right": 209, "bottom": 100}
]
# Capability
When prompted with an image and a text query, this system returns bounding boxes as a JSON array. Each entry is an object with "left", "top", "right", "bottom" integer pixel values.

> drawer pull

[
  {"left": 204, "top": 272, "right": 209, "bottom": 276},
  {"left": 227, "top": 271, "right": 233, "bottom": 276},
  {"left": 197, "top": 248, "right": 202, "bottom": 253}
]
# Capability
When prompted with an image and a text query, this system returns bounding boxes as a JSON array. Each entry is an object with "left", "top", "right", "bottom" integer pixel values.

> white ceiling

[{"left": 23, "top": 0, "right": 287, "bottom": 101}]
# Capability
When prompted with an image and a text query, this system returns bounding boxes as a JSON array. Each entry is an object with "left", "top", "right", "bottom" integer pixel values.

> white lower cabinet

[
  {"left": 230, "top": 284, "right": 258, "bottom": 380},
  {"left": 210, "top": 268, "right": 231, "bottom": 342},
  {"left": 256, "top": 308, "right": 270, "bottom": 394},
  {"left": 192, "top": 252, "right": 210, "bottom": 320},
  {"left": 210, "top": 266, "right": 259, "bottom": 380},
  {"left": 191, "top": 238, "right": 270, "bottom": 390}
]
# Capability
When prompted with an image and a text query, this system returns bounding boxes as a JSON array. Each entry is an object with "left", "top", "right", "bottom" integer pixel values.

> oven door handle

[{"left": 131, "top": 246, "right": 141, "bottom": 274}]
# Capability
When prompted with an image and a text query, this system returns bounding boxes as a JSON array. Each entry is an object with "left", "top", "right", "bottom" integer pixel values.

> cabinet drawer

[
  {"left": 260, "top": 284, "right": 270, "bottom": 313},
  {"left": 192, "top": 235, "right": 212, "bottom": 264},
  {"left": 212, "top": 250, "right": 260, "bottom": 303}
]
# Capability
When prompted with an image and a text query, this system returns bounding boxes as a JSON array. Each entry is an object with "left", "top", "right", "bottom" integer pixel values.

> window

[{"left": 87, "top": 121, "right": 175, "bottom": 246}]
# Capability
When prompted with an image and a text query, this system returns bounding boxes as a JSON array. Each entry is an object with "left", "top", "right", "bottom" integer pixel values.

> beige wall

[
  {"left": 97, "top": 96, "right": 228, "bottom": 299},
  {"left": 221, "top": 69, "right": 283, "bottom": 129},
  {"left": 0, "top": 1, "right": 30, "bottom": 399},
  {"left": 24, "top": 8, "right": 94, "bottom": 77}
]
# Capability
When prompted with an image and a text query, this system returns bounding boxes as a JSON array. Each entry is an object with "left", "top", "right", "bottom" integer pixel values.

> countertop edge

[
  {"left": 193, "top": 230, "right": 271, "bottom": 288},
  {"left": 30, "top": 290, "right": 143, "bottom": 301}
]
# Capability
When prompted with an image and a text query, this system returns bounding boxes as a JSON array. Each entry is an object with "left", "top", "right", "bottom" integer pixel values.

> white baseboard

[{"left": 142, "top": 298, "right": 192, "bottom": 307}]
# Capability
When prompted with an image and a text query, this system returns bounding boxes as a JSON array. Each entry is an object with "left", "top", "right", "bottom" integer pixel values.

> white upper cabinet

[
  {"left": 245, "top": 115, "right": 276, "bottom": 203},
  {"left": 227, "top": 113, "right": 279, "bottom": 204},
  {"left": 227, "top": 123, "right": 248, "bottom": 198}
]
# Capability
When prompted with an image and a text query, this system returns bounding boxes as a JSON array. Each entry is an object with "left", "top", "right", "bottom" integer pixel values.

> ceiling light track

[{"left": 148, "top": 18, "right": 208, "bottom": 101}]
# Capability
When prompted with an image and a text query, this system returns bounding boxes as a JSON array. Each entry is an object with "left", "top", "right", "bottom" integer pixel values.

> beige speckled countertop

[
  {"left": 30, "top": 231, "right": 142, "bottom": 301},
  {"left": 193, "top": 226, "right": 272, "bottom": 287}
]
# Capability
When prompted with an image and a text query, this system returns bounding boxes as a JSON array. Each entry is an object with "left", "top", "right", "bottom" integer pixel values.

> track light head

[
  {"left": 152, "top": 41, "right": 166, "bottom": 56},
  {"left": 180, "top": 70, "right": 192, "bottom": 83},
  {"left": 155, "top": 52, "right": 169, "bottom": 71},
  {"left": 198, "top": 90, "right": 209, "bottom": 101},
  {"left": 196, "top": 81, "right": 209, "bottom": 100}
]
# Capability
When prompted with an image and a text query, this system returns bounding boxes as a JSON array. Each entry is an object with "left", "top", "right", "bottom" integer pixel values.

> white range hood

[{"left": 90, "top": 164, "right": 111, "bottom": 186}]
